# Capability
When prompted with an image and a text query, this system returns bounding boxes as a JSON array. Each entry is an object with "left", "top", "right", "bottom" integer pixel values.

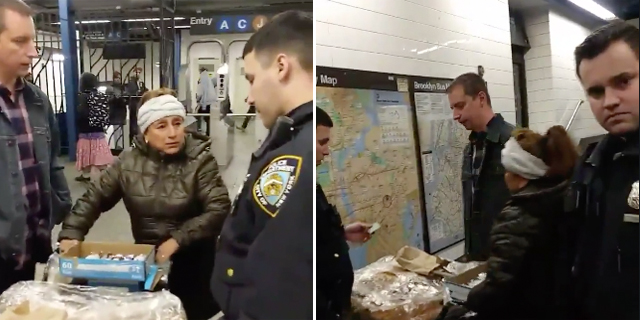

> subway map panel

[{"left": 316, "top": 87, "right": 423, "bottom": 269}]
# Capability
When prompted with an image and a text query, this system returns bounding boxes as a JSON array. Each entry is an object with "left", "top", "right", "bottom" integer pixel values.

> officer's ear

[{"left": 275, "top": 53, "right": 292, "bottom": 82}]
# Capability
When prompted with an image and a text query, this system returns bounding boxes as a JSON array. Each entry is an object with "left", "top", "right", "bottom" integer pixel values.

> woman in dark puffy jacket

[
  {"left": 439, "top": 125, "right": 579, "bottom": 320},
  {"left": 58, "top": 88, "right": 231, "bottom": 320}
]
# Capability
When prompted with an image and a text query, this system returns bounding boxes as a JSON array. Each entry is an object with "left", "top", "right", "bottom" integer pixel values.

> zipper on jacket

[{"left": 154, "top": 158, "right": 165, "bottom": 215}]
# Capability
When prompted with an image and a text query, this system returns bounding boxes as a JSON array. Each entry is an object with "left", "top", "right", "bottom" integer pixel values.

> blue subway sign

[{"left": 190, "top": 15, "right": 270, "bottom": 35}]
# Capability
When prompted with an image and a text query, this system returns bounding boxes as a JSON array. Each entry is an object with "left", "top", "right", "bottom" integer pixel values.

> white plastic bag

[{"left": 0, "top": 281, "right": 185, "bottom": 320}]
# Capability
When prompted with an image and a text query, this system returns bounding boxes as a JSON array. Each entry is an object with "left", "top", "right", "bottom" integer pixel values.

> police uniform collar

[
  {"left": 286, "top": 100, "right": 313, "bottom": 126},
  {"left": 586, "top": 130, "right": 639, "bottom": 167},
  {"left": 468, "top": 113, "right": 505, "bottom": 143}
]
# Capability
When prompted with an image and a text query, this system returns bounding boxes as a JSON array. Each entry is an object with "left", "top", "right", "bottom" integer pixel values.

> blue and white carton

[{"left": 58, "top": 242, "right": 155, "bottom": 282}]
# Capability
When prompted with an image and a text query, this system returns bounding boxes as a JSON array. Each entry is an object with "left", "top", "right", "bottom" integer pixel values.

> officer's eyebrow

[
  {"left": 318, "top": 137, "right": 330, "bottom": 145},
  {"left": 586, "top": 71, "right": 636, "bottom": 97}
]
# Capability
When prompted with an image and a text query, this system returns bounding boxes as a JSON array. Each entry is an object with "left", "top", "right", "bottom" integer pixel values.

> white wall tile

[
  {"left": 316, "top": 0, "right": 515, "bottom": 115},
  {"left": 520, "top": 6, "right": 606, "bottom": 138}
]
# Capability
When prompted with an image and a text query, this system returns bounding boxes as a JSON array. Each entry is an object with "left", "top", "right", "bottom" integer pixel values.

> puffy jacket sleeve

[
  {"left": 170, "top": 152, "right": 230, "bottom": 247},
  {"left": 58, "top": 160, "right": 124, "bottom": 241},
  {"left": 465, "top": 202, "right": 536, "bottom": 314}
]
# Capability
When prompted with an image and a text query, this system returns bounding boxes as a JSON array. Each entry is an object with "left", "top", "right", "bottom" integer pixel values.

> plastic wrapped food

[
  {"left": 83, "top": 253, "right": 147, "bottom": 261},
  {"left": 465, "top": 273, "right": 486, "bottom": 288},
  {"left": 0, "top": 281, "right": 185, "bottom": 320},
  {"left": 628, "top": 181, "right": 638, "bottom": 210},
  {"left": 351, "top": 256, "right": 446, "bottom": 320},
  {"left": 443, "top": 261, "right": 480, "bottom": 276}
]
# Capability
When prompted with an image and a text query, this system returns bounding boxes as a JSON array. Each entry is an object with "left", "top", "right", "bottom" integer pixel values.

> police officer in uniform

[
  {"left": 565, "top": 22, "right": 639, "bottom": 319},
  {"left": 315, "top": 107, "right": 372, "bottom": 320},
  {"left": 210, "top": 11, "right": 314, "bottom": 320}
]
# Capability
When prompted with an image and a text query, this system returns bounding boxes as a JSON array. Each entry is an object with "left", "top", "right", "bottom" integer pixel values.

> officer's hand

[
  {"left": 156, "top": 238, "right": 179, "bottom": 264},
  {"left": 344, "top": 222, "right": 372, "bottom": 244}
]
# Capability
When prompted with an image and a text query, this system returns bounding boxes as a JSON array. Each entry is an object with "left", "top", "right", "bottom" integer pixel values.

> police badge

[{"left": 253, "top": 155, "right": 302, "bottom": 217}]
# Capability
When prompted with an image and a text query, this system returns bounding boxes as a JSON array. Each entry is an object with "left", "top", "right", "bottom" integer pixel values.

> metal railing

[{"left": 564, "top": 99, "right": 584, "bottom": 131}]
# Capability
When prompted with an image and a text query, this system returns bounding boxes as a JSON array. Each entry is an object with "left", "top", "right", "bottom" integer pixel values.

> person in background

[
  {"left": 438, "top": 126, "right": 579, "bottom": 320},
  {"left": 565, "top": 21, "right": 639, "bottom": 320},
  {"left": 111, "top": 71, "right": 123, "bottom": 91},
  {"left": 75, "top": 72, "right": 113, "bottom": 183},
  {"left": 0, "top": 0, "right": 72, "bottom": 293},
  {"left": 196, "top": 67, "right": 217, "bottom": 135},
  {"left": 211, "top": 10, "right": 314, "bottom": 320},
  {"left": 236, "top": 96, "right": 256, "bottom": 132},
  {"left": 125, "top": 67, "right": 143, "bottom": 96},
  {"left": 108, "top": 71, "right": 127, "bottom": 127},
  {"left": 58, "top": 88, "right": 231, "bottom": 319},
  {"left": 447, "top": 73, "right": 514, "bottom": 261},
  {"left": 316, "top": 107, "right": 372, "bottom": 320},
  {"left": 220, "top": 93, "right": 234, "bottom": 127}
]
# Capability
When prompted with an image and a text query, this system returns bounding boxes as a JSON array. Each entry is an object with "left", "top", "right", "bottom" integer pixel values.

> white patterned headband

[{"left": 501, "top": 137, "right": 549, "bottom": 180}]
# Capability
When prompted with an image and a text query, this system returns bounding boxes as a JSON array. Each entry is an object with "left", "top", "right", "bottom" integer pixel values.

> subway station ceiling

[
  {"left": 26, "top": 0, "right": 312, "bottom": 17},
  {"left": 594, "top": 0, "right": 639, "bottom": 20}
]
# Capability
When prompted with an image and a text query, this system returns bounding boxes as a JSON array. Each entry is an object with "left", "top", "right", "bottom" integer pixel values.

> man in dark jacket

[
  {"left": 565, "top": 21, "right": 639, "bottom": 320},
  {"left": 316, "top": 107, "right": 371, "bottom": 320},
  {"left": 0, "top": 0, "right": 72, "bottom": 293},
  {"left": 447, "top": 73, "right": 514, "bottom": 261},
  {"left": 211, "top": 11, "right": 314, "bottom": 320}
]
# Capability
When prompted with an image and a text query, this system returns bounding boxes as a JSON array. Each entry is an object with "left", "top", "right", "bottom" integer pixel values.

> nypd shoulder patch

[{"left": 253, "top": 155, "right": 303, "bottom": 217}]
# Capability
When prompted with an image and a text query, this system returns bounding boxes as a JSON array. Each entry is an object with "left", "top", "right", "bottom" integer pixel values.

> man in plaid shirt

[
  {"left": 447, "top": 73, "right": 514, "bottom": 261},
  {"left": 0, "top": 0, "right": 72, "bottom": 293}
]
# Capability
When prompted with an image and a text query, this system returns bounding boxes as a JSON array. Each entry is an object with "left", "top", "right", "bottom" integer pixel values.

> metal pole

[
  {"left": 173, "top": 27, "right": 180, "bottom": 89},
  {"left": 58, "top": 0, "right": 79, "bottom": 160},
  {"left": 565, "top": 100, "right": 584, "bottom": 131}
]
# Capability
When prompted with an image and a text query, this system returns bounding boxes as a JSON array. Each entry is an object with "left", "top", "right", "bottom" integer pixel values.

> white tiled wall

[
  {"left": 315, "top": 0, "right": 516, "bottom": 121},
  {"left": 522, "top": 7, "right": 606, "bottom": 139}
]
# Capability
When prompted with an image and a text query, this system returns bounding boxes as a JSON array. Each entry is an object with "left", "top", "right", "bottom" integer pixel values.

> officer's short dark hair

[
  {"left": 575, "top": 21, "right": 639, "bottom": 79},
  {"left": 446, "top": 72, "right": 492, "bottom": 107},
  {"left": 316, "top": 107, "right": 333, "bottom": 128},
  {"left": 242, "top": 10, "right": 313, "bottom": 71}
]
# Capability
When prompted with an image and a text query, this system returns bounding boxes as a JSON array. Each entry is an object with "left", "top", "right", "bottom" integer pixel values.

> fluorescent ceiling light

[
  {"left": 52, "top": 17, "right": 185, "bottom": 24},
  {"left": 123, "top": 17, "right": 185, "bottom": 22},
  {"left": 568, "top": 0, "right": 617, "bottom": 20}
]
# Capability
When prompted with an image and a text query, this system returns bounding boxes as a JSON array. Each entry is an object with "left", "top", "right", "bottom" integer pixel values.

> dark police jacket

[
  {"left": 565, "top": 131, "right": 639, "bottom": 320},
  {"left": 211, "top": 102, "right": 314, "bottom": 320},
  {"left": 316, "top": 185, "right": 353, "bottom": 320},
  {"left": 461, "top": 114, "right": 514, "bottom": 261}
]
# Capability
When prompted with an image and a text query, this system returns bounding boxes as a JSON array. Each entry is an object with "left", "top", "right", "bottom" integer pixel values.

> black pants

[
  {"left": 168, "top": 240, "right": 219, "bottom": 320},
  {"left": 198, "top": 105, "right": 211, "bottom": 136},
  {"left": 240, "top": 105, "right": 256, "bottom": 129},
  {"left": 0, "top": 257, "right": 36, "bottom": 294}
]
